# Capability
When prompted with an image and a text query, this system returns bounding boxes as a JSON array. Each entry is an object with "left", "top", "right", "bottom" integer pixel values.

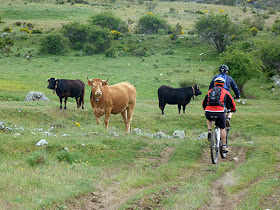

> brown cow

[{"left": 87, "top": 77, "right": 136, "bottom": 133}]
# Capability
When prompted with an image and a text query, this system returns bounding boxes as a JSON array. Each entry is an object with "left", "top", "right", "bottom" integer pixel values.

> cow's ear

[
  {"left": 87, "top": 81, "right": 91, "bottom": 86},
  {"left": 102, "top": 81, "right": 108, "bottom": 86}
]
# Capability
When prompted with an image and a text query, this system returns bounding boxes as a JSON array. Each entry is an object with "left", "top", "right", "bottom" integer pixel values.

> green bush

[
  {"left": 89, "top": 12, "right": 128, "bottom": 33},
  {"left": 62, "top": 22, "right": 90, "bottom": 50},
  {"left": 26, "top": 151, "right": 46, "bottom": 167},
  {"left": 194, "top": 14, "right": 248, "bottom": 54},
  {"left": 56, "top": 150, "right": 87, "bottom": 164},
  {"left": 272, "top": 19, "right": 280, "bottom": 35},
  {"left": 87, "top": 25, "right": 112, "bottom": 53},
  {"left": 135, "top": 13, "right": 171, "bottom": 34},
  {"left": 31, "top": 29, "right": 43, "bottom": 34},
  {"left": 39, "top": 32, "right": 67, "bottom": 54},
  {"left": 220, "top": 50, "right": 263, "bottom": 95},
  {"left": 83, "top": 42, "right": 95, "bottom": 55}
]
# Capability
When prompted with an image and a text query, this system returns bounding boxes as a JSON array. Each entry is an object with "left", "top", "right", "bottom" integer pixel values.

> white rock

[
  {"left": 36, "top": 139, "right": 48, "bottom": 146},
  {"left": 233, "top": 157, "right": 239, "bottom": 162},
  {"left": 172, "top": 130, "right": 185, "bottom": 139},
  {"left": 24, "top": 91, "right": 49, "bottom": 101}
]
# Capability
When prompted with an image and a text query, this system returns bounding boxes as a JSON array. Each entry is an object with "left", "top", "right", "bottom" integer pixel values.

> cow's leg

[
  {"left": 178, "top": 104, "right": 181, "bottom": 114},
  {"left": 126, "top": 104, "right": 135, "bottom": 134},
  {"left": 64, "top": 96, "right": 68, "bottom": 109},
  {"left": 81, "top": 94, "right": 84, "bottom": 110},
  {"left": 158, "top": 97, "right": 165, "bottom": 114},
  {"left": 104, "top": 109, "right": 111, "bottom": 130},
  {"left": 75, "top": 97, "right": 80, "bottom": 109},
  {"left": 122, "top": 109, "right": 130, "bottom": 133},
  {"left": 183, "top": 105, "right": 186, "bottom": 114},
  {"left": 59, "top": 97, "right": 63, "bottom": 109}
]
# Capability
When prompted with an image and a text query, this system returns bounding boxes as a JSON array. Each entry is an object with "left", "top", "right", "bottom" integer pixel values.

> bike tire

[
  {"left": 220, "top": 128, "right": 229, "bottom": 158},
  {"left": 210, "top": 131, "right": 218, "bottom": 164}
]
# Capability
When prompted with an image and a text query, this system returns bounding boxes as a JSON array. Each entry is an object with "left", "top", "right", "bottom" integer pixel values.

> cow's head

[
  {"left": 87, "top": 76, "right": 109, "bottom": 102},
  {"left": 47, "top": 78, "right": 58, "bottom": 93},
  {"left": 192, "top": 85, "right": 202, "bottom": 100}
]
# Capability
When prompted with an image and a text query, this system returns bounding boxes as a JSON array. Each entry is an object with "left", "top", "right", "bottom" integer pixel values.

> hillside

[{"left": 0, "top": 0, "right": 279, "bottom": 209}]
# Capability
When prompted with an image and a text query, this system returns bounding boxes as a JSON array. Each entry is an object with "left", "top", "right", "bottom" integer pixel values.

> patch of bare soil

[
  {"left": 65, "top": 147, "right": 176, "bottom": 210},
  {"left": 199, "top": 146, "right": 248, "bottom": 210}
]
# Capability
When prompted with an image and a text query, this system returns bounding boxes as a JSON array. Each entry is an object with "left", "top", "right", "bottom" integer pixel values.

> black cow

[
  {"left": 158, "top": 85, "right": 202, "bottom": 114},
  {"left": 47, "top": 78, "right": 85, "bottom": 110}
]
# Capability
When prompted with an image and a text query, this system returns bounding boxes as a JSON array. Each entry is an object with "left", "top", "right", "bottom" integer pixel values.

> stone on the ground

[{"left": 24, "top": 91, "right": 49, "bottom": 101}]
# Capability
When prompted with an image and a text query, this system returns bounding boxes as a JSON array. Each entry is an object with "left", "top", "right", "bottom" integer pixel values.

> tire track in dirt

[
  {"left": 199, "top": 146, "right": 247, "bottom": 210},
  {"left": 65, "top": 147, "right": 176, "bottom": 210}
]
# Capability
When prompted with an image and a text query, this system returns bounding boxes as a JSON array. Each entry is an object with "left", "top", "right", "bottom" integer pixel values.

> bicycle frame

[{"left": 210, "top": 115, "right": 229, "bottom": 164}]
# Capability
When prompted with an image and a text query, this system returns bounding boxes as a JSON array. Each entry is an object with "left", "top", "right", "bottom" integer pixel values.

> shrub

[
  {"left": 179, "top": 79, "right": 197, "bottom": 88},
  {"left": 110, "top": 30, "right": 121, "bottom": 39},
  {"left": 89, "top": 12, "right": 128, "bottom": 33},
  {"left": 87, "top": 25, "right": 112, "bottom": 53},
  {"left": 169, "top": 23, "right": 183, "bottom": 40},
  {"left": 272, "top": 19, "right": 280, "bottom": 35},
  {"left": 56, "top": 150, "right": 87, "bottom": 164},
  {"left": 105, "top": 48, "right": 116, "bottom": 58},
  {"left": 3, "top": 27, "right": 11, "bottom": 32},
  {"left": 39, "top": 32, "right": 67, "bottom": 54},
  {"left": 62, "top": 22, "right": 90, "bottom": 50},
  {"left": 194, "top": 14, "right": 248, "bottom": 54},
  {"left": 32, "top": 29, "right": 43, "bottom": 34},
  {"left": 220, "top": 50, "right": 263, "bottom": 95},
  {"left": 20, "top": 28, "right": 31, "bottom": 34},
  {"left": 251, "top": 27, "right": 259, "bottom": 36},
  {"left": 26, "top": 151, "right": 46, "bottom": 167},
  {"left": 83, "top": 42, "right": 95, "bottom": 55},
  {"left": 135, "top": 13, "right": 171, "bottom": 34}
]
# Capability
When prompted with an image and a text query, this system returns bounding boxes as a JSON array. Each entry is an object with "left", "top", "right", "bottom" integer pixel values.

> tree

[
  {"left": 194, "top": 14, "right": 248, "bottom": 54},
  {"left": 220, "top": 50, "right": 263, "bottom": 95}
]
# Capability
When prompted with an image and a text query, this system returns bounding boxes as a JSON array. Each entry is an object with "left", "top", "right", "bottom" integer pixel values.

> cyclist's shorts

[{"left": 205, "top": 111, "right": 226, "bottom": 129}]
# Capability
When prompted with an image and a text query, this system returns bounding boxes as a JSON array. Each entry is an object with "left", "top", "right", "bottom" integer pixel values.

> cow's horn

[
  {"left": 86, "top": 75, "right": 92, "bottom": 81},
  {"left": 102, "top": 78, "right": 109, "bottom": 83}
]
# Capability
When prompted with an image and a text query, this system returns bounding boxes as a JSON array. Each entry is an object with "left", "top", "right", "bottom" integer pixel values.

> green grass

[{"left": 0, "top": 0, "right": 279, "bottom": 209}]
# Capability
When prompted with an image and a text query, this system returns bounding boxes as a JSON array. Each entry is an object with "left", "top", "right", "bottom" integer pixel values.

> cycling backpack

[
  {"left": 208, "top": 86, "right": 223, "bottom": 106},
  {"left": 217, "top": 74, "right": 228, "bottom": 90}
]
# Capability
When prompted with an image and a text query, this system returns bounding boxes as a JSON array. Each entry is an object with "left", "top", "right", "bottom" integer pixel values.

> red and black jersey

[{"left": 202, "top": 86, "right": 236, "bottom": 112}]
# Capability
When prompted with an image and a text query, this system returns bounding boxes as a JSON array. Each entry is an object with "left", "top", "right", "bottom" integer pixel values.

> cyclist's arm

[
  {"left": 230, "top": 77, "right": 240, "bottom": 99},
  {"left": 209, "top": 77, "right": 215, "bottom": 90},
  {"left": 202, "top": 95, "right": 208, "bottom": 110},
  {"left": 226, "top": 93, "right": 236, "bottom": 112}
]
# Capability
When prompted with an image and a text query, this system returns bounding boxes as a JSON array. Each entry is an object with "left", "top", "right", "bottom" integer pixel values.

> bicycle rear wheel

[
  {"left": 210, "top": 131, "right": 219, "bottom": 164},
  {"left": 220, "top": 128, "right": 229, "bottom": 158}
]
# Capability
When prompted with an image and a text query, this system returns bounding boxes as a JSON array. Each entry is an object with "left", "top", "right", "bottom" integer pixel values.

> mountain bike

[{"left": 210, "top": 111, "right": 230, "bottom": 164}]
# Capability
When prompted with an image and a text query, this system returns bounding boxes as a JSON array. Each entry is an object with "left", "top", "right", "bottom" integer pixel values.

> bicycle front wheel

[{"left": 210, "top": 131, "right": 219, "bottom": 164}]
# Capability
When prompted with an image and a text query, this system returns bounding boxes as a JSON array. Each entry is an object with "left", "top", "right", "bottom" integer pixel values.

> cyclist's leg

[
  {"left": 205, "top": 112, "right": 214, "bottom": 141},
  {"left": 220, "top": 128, "right": 227, "bottom": 145},
  {"left": 216, "top": 113, "right": 228, "bottom": 152}
]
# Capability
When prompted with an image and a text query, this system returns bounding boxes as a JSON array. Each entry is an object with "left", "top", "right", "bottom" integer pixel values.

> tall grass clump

[{"left": 26, "top": 150, "right": 47, "bottom": 167}]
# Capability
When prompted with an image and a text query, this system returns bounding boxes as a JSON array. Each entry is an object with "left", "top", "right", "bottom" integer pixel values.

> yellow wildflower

[{"left": 75, "top": 122, "right": 80, "bottom": 128}]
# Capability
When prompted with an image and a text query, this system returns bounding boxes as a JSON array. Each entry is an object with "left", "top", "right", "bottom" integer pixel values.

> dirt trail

[
  {"left": 65, "top": 146, "right": 247, "bottom": 210},
  {"left": 65, "top": 147, "right": 175, "bottom": 210},
  {"left": 199, "top": 146, "right": 247, "bottom": 210}
]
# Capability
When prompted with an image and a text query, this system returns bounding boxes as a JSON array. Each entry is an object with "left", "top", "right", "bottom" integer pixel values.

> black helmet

[{"left": 219, "top": 64, "right": 229, "bottom": 74}]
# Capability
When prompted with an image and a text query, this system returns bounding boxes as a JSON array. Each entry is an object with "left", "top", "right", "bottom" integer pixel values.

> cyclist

[
  {"left": 209, "top": 64, "right": 240, "bottom": 128},
  {"left": 203, "top": 77, "right": 236, "bottom": 153}
]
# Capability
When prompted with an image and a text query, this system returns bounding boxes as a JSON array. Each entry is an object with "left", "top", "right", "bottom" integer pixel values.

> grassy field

[{"left": 0, "top": 0, "right": 279, "bottom": 209}]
